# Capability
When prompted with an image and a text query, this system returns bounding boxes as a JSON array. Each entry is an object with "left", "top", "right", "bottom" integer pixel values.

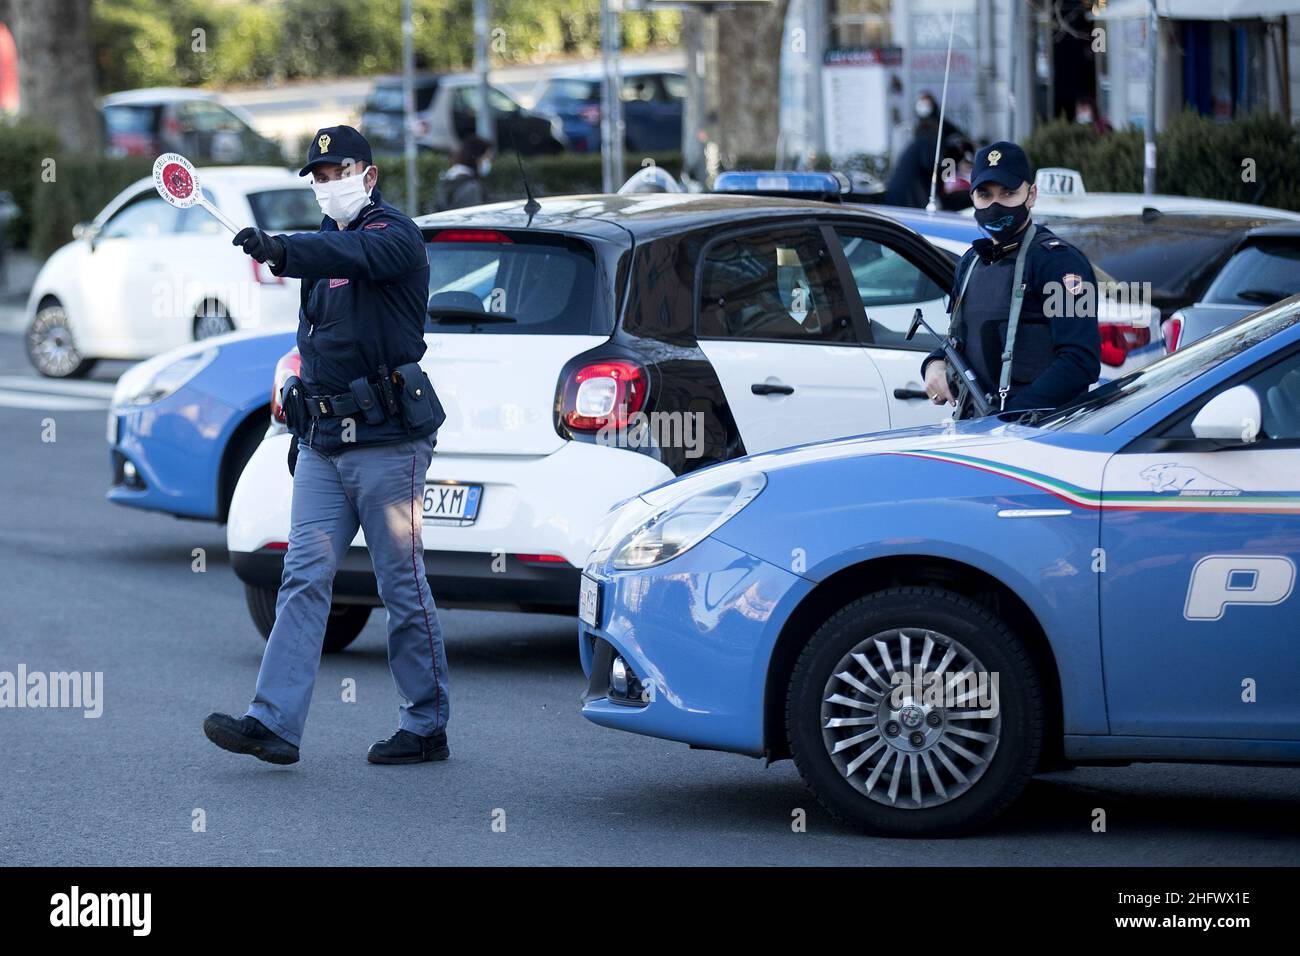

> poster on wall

[{"left": 822, "top": 47, "right": 903, "bottom": 159}]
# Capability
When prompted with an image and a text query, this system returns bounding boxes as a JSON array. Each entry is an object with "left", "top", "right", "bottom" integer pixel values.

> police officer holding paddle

[
  {"left": 204, "top": 125, "right": 451, "bottom": 766},
  {"left": 922, "top": 141, "right": 1101, "bottom": 418}
]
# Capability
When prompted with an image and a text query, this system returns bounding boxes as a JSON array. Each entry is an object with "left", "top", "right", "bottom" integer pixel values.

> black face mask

[{"left": 974, "top": 199, "right": 1030, "bottom": 239}]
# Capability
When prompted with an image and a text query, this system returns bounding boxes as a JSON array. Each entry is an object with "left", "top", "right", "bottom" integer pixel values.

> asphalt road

[{"left": 0, "top": 330, "right": 1297, "bottom": 866}]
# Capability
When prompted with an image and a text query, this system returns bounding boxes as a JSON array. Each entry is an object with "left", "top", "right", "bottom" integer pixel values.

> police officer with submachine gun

[{"left": 915, "top": 141, "right": 1101, "bottom": 418}]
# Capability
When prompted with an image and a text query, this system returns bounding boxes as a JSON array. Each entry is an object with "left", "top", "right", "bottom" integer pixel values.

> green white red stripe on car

[{"left": 892, "top": 449, "right": 1300, "bottom": 515}]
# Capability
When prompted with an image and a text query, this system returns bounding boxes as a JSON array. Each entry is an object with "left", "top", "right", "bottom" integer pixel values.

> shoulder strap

[
  {"left": 997, "top": 223, "right": 1037, "bottom": 409},
  {"left": 948, "top": 253, "right": 979, "bottom": 337}
]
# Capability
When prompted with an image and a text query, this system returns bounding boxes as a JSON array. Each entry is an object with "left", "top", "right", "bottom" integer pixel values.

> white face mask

[
  {"left": 478, "top": 157, "right": 492, "bottom": 177},
  {"left": 313, "top": 167, "right": 372, "bottom": 223}
]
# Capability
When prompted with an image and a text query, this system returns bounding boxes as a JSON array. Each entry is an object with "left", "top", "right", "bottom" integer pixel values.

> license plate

[
  {"left": 578, "top": 573, "right": 601, "bottom": 627},
  {"left": 422, "top": 481, "right": 481, "bottom": 525},
  {"left": 106, "top": 412, "right": 118, "bottom": 445}
]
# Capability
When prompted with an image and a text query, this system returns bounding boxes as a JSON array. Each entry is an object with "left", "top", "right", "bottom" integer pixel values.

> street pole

[
  {"left": 599, "top": 0, "right": 624, "bottom": 191},
  {"left": 401, "top": 0, "right": 417, "bottom": 214},
  {"left": 1144, "top": 0, "right": 1157, "bottom": 195},
  {"left": 474, "top": 0, "right": 493, "bottom": 144}
]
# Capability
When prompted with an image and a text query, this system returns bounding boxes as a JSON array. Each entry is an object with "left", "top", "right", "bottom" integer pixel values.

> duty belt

[
  {"left": 305, "top": 391, "right": 362, "bottom": 418},
  {"left": 305, "top": 371, "right": 397, "bottom": 419}
]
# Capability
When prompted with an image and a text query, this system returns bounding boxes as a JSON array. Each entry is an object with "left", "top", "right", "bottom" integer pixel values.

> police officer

[
  {"left": 922, "top": 141, "right": 1100, "bottom": 417},
  {"left": 204, "top": 125, "right": 451, "bottom": 766}
]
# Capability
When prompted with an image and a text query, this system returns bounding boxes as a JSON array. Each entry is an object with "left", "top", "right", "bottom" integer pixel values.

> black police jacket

[
  {"left": 922, "top": 223, "right": 1101, "bottom": 415},
  {"left": 271, "top": 187, "right": 432, "bottom": 453}
]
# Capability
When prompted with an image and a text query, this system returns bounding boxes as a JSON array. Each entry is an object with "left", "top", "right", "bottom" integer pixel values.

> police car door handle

[
  {"left": 751, "top": 382, "right": 794, "bottom": 396},
  {"left": 893, "top": 387, "right": 929, "bottom": 400}
]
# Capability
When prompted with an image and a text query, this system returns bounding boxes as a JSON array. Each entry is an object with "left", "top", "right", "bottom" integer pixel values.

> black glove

[
  {"left": 233, "top": 227, "right": 285, "bottom": 268},
  {"left": 287, "top": 434, "right": 300, "bottom": 477}
]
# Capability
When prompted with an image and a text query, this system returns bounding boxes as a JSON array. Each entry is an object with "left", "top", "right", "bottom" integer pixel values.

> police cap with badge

[{"left": 299, "top": 124, "right": 373, "bottom": 176}]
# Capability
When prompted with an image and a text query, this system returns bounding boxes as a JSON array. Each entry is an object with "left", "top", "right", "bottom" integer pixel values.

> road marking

[
  {"left": 0, "top": 375, "right": 116, "bottom": 398},
  {"left": 0, "top": 389, "right": 109, "bottom": 411}
]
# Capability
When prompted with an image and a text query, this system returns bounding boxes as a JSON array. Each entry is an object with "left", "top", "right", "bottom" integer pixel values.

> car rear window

[
  {"left": 1048, "top": 220, "right": 1240, "bottom": 303},
  {"left": 104, "top": 104, "right": 161, "bottom": 134},
  {"left": 423, "top": 230, "right": 607, "bottom": 335},
  {"left": 248, "top": 189, "right": 321, "bottom": 231},
  {"left": 1202, "top": 239, "right": 1300, "bottom": 306},
  {"left": 366, "top": 83, "right": 436, "bottom": 113}
]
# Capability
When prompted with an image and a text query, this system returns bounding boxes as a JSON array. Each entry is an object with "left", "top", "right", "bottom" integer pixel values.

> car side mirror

[
  {"left": 1190, "top": 384, "right": 1262, "bottom": 445},
  {"left": 73, "top": 221, "right": 98, "bottom": 242}
]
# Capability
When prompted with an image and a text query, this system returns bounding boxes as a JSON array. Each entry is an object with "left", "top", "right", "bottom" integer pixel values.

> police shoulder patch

[
  {"left": 363, "top": 221, "right": 389, "bottom": 230},
  {"left": 1062, "top": 273, "right": 1083, "bottom": 294}
]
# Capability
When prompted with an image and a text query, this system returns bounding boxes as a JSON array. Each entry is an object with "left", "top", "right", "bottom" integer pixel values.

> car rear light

[
  {"left": 263, "top": 541, "right": 288, "bottom": 552},
  {"left": 1098, "top": 322, "right": 1151, "bottom": 367},
  {"left": 514, "top": 553, "right": 569, "bottom": 564},
  {"left": 270, "top": 348, "right": 302, "bottom": 423},
  {"left": 579, "top": 104, "right": 601, "bottom": 125},
  {"left": 431, "top": 229, "right": 513, "bottom": 243},
  {"left": 1163, "top": 314, "right": 1184, "bottom": 353},
  {"left": 251, "top": 259, "right": 284, "bottom": 286},
  {"left": 561, "top": 360, "right": 647, "bottom": 432}
]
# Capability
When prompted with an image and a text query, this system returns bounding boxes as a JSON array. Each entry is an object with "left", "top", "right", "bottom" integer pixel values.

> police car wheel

[
  {"left": 244, "top": 583, "right": 372, "bottom": 654},
  {"left": 26, "top": 301, "right": 97, "bottom": 379},
  {"left": 786, "top": 586, "right": 1044, "bottom": 836}
]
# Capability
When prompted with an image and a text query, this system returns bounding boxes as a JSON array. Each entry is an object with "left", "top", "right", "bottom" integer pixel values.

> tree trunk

[
  {"left": 712, "top": 0, "right": 790, "bottom": 165},
  {"left": 12, "top": 0, "right": 100, "bottom": 153}
]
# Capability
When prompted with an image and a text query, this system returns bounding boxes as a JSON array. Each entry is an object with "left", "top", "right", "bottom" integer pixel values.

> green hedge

[
  {"left": 0, "top": 120, "right": 153, "bottom": 254},
  {"left": 1024, "top": 112, "right": 1300, "bottom": 212}
]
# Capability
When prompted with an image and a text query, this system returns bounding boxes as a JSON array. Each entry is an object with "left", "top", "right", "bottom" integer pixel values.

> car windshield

[
  {"left": 422, "top": 231, "right": 606, "bottom": 335},
  {"left": 366, "top": 83, "right": 435, "bottom": 113},
  {"left": 1032, "top": 304, "right": 1299, "bottom": 433},
  {"left": 1202, "top": 238, "right": 1300, "bottom": 306},
  {"left": 1047, "top": 219, "right": 1244, "bottom": 304},
  {"left": 247, "top": 189, "right": 321, "bottom": 231}
]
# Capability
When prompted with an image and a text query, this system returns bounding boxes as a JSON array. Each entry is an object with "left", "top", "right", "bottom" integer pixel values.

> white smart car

[
  {"left": 227, "top": 194, "right": 980, "bottom": 648},
  {"left": 25, "top": 166, "right": 315, "bottom": 378}
]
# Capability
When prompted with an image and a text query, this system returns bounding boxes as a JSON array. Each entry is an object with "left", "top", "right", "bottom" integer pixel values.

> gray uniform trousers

[{"left": 246, "top": 432, "right": 450, "bottom": 747}]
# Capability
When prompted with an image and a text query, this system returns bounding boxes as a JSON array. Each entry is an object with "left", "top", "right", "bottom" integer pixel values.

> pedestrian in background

[{"left": 436, "top": 135, "right": 493, "bottom": 211}]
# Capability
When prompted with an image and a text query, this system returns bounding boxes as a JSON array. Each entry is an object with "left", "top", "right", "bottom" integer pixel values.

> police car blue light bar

[{"left": 713, "top": 170, "right": 850, "bottom": 202}]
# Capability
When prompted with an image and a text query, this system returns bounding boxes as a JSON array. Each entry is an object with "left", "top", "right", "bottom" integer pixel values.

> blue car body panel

[
  {"left": 108, "top": 331, "right": 294, "bottom": 520},
  {"left": 581, "top": 310, "right": 1300, "bottom": 762}
]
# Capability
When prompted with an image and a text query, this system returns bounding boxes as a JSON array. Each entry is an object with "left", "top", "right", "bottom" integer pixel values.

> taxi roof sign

[{"left": 1035, "top": 167, "right": 1087, "bottom": 198}]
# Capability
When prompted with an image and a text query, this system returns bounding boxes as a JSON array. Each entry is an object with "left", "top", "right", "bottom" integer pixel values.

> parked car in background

[
  {"left": 107, "top": 329, "right": 294, "bottom": 522},
  {"left": 1028, "top": 167, "right": 1300, "bottom": 222},
  {"left": 534, "top": 69, "right": 684, "bottom": 154},
  {"left": 1046, "top": 213, "right": 1296, "bottom": 358},
  {"left": 580, "top": 301, "right": 1300, "bottom": 835},
  {"left": 360, "top": 73, "right": 566, "bottom": 155},
  {"left": 1163, "top": 225, "right": 1300, "bottom": 352},
  {"left": 102, "top": 88, "right": 284, "bottom": 165},
  {"left": 25, "top": 167, "right": 315, "bottom": 378}
]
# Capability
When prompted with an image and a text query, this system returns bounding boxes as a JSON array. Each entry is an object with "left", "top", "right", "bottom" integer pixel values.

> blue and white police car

[{"left": 578, "top": 299, "right": 1300, "bottom": 835}]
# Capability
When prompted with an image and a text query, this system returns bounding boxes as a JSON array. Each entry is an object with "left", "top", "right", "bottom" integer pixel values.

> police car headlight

[
  {"left": 610, "top": 473, "right": 766, "bottom": 570},
  {"left": 118, "top": 347, "right": 219, "bottom": 407}
]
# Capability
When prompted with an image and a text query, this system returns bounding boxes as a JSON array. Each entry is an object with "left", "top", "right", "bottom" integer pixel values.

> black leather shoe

[
  {"left": 203, "top": 712, "right": 299, "bottom": 765},
  {"left": 367, "top": 728, "right": 449, "bottom": 764}
]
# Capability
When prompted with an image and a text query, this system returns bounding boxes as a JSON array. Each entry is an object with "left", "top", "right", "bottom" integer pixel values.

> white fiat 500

[{"left": 25, "top": 166, "right": 316, "bottom": 378}]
